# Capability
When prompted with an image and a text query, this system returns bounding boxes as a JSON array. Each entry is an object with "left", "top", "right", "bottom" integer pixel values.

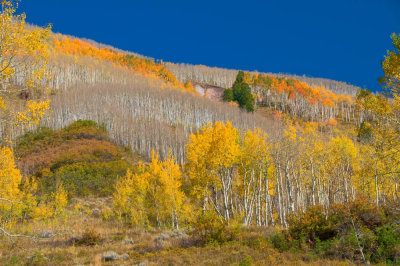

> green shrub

[
  {"left": 223, "top": 71, "right": 254, "bottom": 112},
  {"left": 62, "top": 120, "right": 107, "bottom": 140},
  {"left": 16, "top": 127, "right": 56, "bottom": 156},
  {"left": 271, "top": 232, "right": 291, "bottom": 252},
  {"left": 374, "top": 224, "right": 400, "bottom": 262},
  {"left": 288, "top": 199, "right": 384, "bottom": 246},
  {"left": 239, "top": 256, "right": 253, "bottom": 266},
  {"left": 288, "top": 205, "right": 337, "bottom": 245},
  {"left": 191, "top": 212, "right": 241, "bottom": 245},
  {"left": 40, "top": 161, "right": 129, "bottom": 197}
]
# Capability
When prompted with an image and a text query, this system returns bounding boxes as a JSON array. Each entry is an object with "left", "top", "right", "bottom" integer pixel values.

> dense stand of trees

[
  {"left": 166, "top": 63, "right": 360, "bottom": 96},
  {"left": 245, "top": 72, "right": 357, "bottom": 124},
  {"left": 186, "top": 121, "right": 399, "bottom": 227},
  {"left": 109, "top": 34, "right": 400, "bottom": 230},
  {"left": 166, "top": 63, "right": 239, "bottom": 89},
  {"left": 167, "top": 63, "right": 359, "bottom": 124},
  {"left": 43, "top": 82, "right": 278, "bottom": 163},
  {"left": 112, "top": 118, "right": 399, "bottom": 229}
]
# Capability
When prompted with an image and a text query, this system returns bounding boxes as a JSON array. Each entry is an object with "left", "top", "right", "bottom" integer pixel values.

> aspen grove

[{"left": 1, "top": 0, "right": 400, "bottom": 264}]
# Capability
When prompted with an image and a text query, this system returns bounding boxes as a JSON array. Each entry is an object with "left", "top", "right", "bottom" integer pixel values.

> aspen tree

[
  {"left": 113, "top": 166, "right": 149, "bottom": 226},
  {"left": 238, "top": 128, "right": 268, "bottom": 225},
  {"left": 186, "top": 121, "right": 240, "bottom": 220},
  {"left": 0, "top": 0, "right": 53, "bottom": 237}
]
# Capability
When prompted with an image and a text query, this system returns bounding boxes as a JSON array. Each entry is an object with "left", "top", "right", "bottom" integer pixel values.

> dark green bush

[
  {"left": 233, "top": 80, "right": 254, "bottom": 112},
  {"left": 62, "top": 120, "right": 107, "bottom": 140},
  {"left": 16, "top": 127, "right": 56, "bottom": 156},
  {"left": 222, "top": 88, "right": 234, "bottom": 102},
  {"left": 271, "top": 232, "right": 292, "bottom": 252},
  {"left": 288, "top": 205, "right": 337, "bottom": 245},
  {"left": 374, "top": 224, "right": 400, "bottom": 262}
]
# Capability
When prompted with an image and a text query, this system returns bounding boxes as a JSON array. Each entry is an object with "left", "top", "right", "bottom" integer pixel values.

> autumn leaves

[
  {"left": 109, "top": 121, "right": 355, "bottom": 228},
  {"left": 113, "top": 152, "right": 185, "bottom": 230},
  {"left": 110, "top": 117, "right": 399, "bottom": 229},
  {"left": 53, "top": 37, "right": 194, "bottom": 93}
]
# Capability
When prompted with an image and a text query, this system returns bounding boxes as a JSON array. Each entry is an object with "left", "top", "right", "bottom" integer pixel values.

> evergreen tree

[
  {"left": 224, "top": 71, "right": 255, "bottom": 112},
  {"left": 222, "top": 88, "right": 234, "bottom": 102}
]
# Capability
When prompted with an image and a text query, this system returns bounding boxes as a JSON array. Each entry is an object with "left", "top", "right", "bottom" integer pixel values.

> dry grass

[{"left": 0, "top": 201, "right": 354, "bottom": 266}]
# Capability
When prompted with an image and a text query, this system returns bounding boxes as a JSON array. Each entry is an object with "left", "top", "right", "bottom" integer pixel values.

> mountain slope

[{"left": 4, "top": 31, "right": 361, "bottom": 161}]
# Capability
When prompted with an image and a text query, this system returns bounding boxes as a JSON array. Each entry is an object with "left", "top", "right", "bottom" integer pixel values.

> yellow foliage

[
  {"left": 0, "top": 0, "right": 51, "bottom": 88},
  {"left": 148, "top": 150, "right": 185, "bottom": 229},
  {"left": 0, "top": 146, "right": 66, "bottom": 225},
  {"left": 101, "top": 206, "right": 113, "bottom": 220},
  {"left": 0, "top": 96, "right": 7, "bottom": 110},
  {"left": 113, "top": 168, "right": 149, "bottom": 226},
  {"left": 381, "top": 33, "right": 400, "bottom": 92},
  {"left": 31, "top": 204, "right": 53, "bottom": 221},
  {"left": 186, "top": 121, "right": 240, "bottom": 203},
  {"left": 53, "top": 184, "right": 68, "bottom": 216},
  {"left": 241, "top": 128, "right": 268, "bottom": 166},
  {"left": 30, "top": 183, "right": 68, "bottom": 221},
  {"left": 0, "top": 146, "right": 23, "bottom": 220},
  {"left": 15, "top": 99, "right": 50, "bottom": 127},
  {"left": 284, "top": 125, "right": 297, "bottom": 141},
  {"left": 113, "top": 154, "right": 187, "bottom": 229}
]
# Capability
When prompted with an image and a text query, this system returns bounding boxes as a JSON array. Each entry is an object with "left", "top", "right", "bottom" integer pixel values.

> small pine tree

[{"left": 231, "top": 71, "right": 254, "bottom": 112}]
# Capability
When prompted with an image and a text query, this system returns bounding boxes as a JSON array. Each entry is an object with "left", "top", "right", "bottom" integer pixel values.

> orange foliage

[
  {"left": 326, "top": 118, "right": 338, "bottom": 127},
  {"left": 248, "top": 73, "right": 354, "bottom": 108},
  {"left": 273, "top": 110, "right": 283, "bottom": 119},
  {"left": 53, "top": 37, "right": 193, "bottom": 93}
]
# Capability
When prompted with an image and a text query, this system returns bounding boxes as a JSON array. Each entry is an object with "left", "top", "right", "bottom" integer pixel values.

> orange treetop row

[
  {"left": 52, "top": 36, "right": 195, "bottom": 93},
  {"left": 243, "top": 72, "right": 354, "bottom": 108}
]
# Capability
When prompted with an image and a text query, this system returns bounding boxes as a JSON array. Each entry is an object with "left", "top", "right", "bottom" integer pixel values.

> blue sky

[{"left": 20, "top": 0, "right": 400, "bottom": 92}]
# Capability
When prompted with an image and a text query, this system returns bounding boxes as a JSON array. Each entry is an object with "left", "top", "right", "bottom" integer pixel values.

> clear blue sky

[{"left": 20, "top": 0, "right": 400, "bottom": 92}]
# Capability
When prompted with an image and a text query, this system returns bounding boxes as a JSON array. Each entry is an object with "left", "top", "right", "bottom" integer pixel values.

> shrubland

[{"left": 16, "top": 120, "right": 137, "bottom": 197}]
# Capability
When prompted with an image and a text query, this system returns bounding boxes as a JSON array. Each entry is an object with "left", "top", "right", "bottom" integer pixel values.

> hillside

[
  {"left": 166, "top": 62, "right": 360, "bottom": 96},
  {"left": 3, "top": 31, "right": 362, "bottom": 154},
  {"left": 19, "top": 32, "right": 358, "bottom": 164},
  {"left": 1, "top": 2, "right": 400, "bottom": 265},
  {"left": 2, "top": 121, "right": 356, "bottom": 266},
  {"left": 16, "top": 120, "right": 140, "bottom": 197}
]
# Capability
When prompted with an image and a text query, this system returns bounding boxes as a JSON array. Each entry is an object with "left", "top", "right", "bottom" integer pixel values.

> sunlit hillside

[{"left": 1, "top": 1, "right": 400, "bottom": 265}]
